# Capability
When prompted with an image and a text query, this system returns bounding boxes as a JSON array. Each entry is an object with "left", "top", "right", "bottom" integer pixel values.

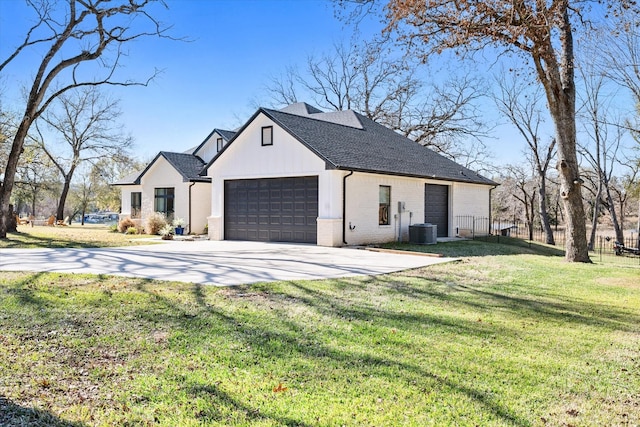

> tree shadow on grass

[
  {"left": 186, "top": 382, "right": 315, "bottom": 427},
  {"left": 0, "top": 396, "right": 86, "bottom": 427},
  {"left": 371, "top": 273, "right": 640, "bottom": 333},
  {"left": 6, "top": 272, "right": 632, "bottom": 426},
  {"left": 384, "top": 237, "right": 566, "bottom": 258},
  {"left": 2, "top": 231, "right": 97, "bottom": 249},
  {"left": 124, "top": 280, "right": 532, "bottom": 426}
]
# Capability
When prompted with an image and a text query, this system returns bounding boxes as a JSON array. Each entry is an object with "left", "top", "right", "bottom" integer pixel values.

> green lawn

[
  {"left": 0, "top": 224, "right": 154, "bottom": 248},
  {"left": 0, "top": 242, "right": 638, "bottom": 426}
]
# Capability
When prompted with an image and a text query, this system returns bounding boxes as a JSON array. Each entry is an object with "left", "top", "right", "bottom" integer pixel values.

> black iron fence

[{"left": 453, "top": 216, "right": 640, "bottom": 266}]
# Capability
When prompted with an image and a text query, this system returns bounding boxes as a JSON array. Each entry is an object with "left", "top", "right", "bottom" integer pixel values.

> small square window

[
  {"left": 379, "top": 185, "right": 390, "bottom": 225},
  {"left": 261, "top": 126, "right": 273, "bottom": 146},
  {"left": 216, "top": 137, "right": 223, "bottom": 152}
]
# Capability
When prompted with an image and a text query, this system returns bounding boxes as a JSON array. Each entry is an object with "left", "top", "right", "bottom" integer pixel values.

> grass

[
  {"left": 381, "top": 237, "right": 567, "bottom": 258},
  {"left": 0, "top": 224, "right": 154, "bottom": 249},
  {"left": 1, "top": 241, "right": 638, "bottom": 426}
]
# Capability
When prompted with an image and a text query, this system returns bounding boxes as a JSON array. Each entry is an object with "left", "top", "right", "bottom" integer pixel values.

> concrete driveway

[{"left": 0, "top": 240, "right": 456, "bottom": 286}]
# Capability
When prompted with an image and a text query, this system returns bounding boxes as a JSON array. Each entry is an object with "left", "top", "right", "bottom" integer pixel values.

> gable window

[
  {"left": 261, "top": 126, "right": 273, "bottom": 146},
  {"left": 216, "top": 137, "right": 223, "bottom": 152},
  {"left": 154, "top": 187, "right": 175, "bottom": 219},
  {"left": 379, "top": 185, "right": 390, "bottom": 225},
  {"left": 131, "top": 192, "right": 142, "bottom": 219}
]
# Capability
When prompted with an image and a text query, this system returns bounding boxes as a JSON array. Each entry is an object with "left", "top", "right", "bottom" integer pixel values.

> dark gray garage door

[
  {"left": 224, "top": 176, "right": 318, "bottom": 243},
  {"left": 425, "top": 184, "right": 449, "bottom": 238}
]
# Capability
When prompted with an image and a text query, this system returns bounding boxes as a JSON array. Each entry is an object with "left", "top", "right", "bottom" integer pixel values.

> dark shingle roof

[
  {"left": 114, "top": 152, "right": 211, "bottom": 185},
  {"left": 216, "top": 129, "right": 237, "bottom": 141},
  {"left": 161, "top": 152, "right": 211, "bottom": 182},
  {"left": 279, "top": 102, "right": 324, "bottom": 115},
  {"left": 261, "top": 108, "right": 496, "bottom": 185},
  {"left": 112, "top": 170, "right": 143, "bottom": 186}
]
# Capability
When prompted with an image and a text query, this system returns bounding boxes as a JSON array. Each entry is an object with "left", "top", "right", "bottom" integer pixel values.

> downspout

[
  {"left": 342, "top": 170, "right": 354, "bottom": 245},
  {"left": 188, "top": 182, "right": 195, "bottom": 234}
]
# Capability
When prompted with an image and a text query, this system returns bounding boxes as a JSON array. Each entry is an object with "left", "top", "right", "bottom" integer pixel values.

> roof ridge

[{"left": 264, "top": 107, "right": 365, "bottom": 130}]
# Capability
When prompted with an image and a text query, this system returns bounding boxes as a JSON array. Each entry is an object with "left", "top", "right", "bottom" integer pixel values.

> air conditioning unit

[{"left": 409, "top": 223, "right": 437, "bottom": 245}]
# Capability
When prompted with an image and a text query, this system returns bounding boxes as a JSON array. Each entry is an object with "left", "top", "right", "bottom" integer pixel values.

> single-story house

[
  {"left": 114, "top": 128, "right": 235, "bottom": 234},
  {"left": 202, "top": 103, "right": 497, "bottom": 246}
]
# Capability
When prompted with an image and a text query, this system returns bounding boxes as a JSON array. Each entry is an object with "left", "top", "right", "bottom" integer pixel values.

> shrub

[
  {"left": 159, "top": 224, "right": 174, "bottom": 240},
  {"left": 146, "top": 212, "right": 167, "bottom": 235},
  {"left": 108, "top": 224, "right": 118, "bottom": 233},
  {"left": 125, "top": 227, "right": 138, "bottom": 235},
  {"left": 118, "top": 217, "right": 136, "bottom": 233}
]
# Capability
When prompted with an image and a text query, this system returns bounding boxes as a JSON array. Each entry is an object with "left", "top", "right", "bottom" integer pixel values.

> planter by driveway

[{"left": 0, "top": 240, "right": 457, "bottom": 286}]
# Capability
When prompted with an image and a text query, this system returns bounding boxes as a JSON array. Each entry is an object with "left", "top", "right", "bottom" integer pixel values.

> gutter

[{"left": 342, "top": 170, "right": 354, "bottom": 245}]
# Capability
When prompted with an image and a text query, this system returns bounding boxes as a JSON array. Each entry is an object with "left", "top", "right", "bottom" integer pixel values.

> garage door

[
  {"left": 425, "top": 184, "right": 449, "bottom": 238},
  {"left": 224, "top": 176, "right": 318, "bottom": 243}
]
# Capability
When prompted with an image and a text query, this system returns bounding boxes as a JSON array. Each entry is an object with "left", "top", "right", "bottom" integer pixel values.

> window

[
  {"left": 379, "top": 185, "right": 390, "bottom": 225},
  {"left": 131, "top": 192, "right": 142, "bottom": 219},
  {"left": 216, "top": 137, "right": 223, "bottom": 152},
  {"left": 154, "top": 187, "right": 175, "bottom": 219},
  {"left": 261, "top": 126, "right": 273, "bottom": 146}
]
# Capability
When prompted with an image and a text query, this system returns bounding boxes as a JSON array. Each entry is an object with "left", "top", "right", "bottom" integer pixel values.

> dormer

[{"left": 190, "top": 128, "right": 236, "bottom": 163}]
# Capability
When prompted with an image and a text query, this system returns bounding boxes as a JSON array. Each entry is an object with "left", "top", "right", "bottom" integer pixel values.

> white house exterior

[
  {"left": 114, "top": 129, "right": 234, "bottom": 234},
  {"left": 202, "top": 103, "right": 496, "bottom": 247}
]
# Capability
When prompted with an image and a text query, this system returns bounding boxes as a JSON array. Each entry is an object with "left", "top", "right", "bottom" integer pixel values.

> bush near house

[
  {"left": 117, "top": 217, "right": 136, "bottom": 233},
  {"left": 145, "top": 212, "right": 167, "bottom": 235}
]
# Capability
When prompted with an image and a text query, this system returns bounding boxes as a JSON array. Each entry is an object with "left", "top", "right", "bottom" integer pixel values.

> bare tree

[
  {"left": 493, "top": 74, "right": 556, "bottom": 244},
  {"left": 264, "top": 41, "right": 491, "bottom": 170},
  {"left": 36, "top": 87, "right": 132, "bottom": 221},
  {"left": 337, "top": 1, "right": 640, "bottom": 261},
  {"left": 600, "top": 19, "right": 640, "bottom": 248},
  {"left": 0, "top": 0, "right": 172, "bottom": 238},
  {"left": 577, "top": 69, "right": 625, "bottom": 245},
  {"left": 13, "top": 141, "right": 59, "bottom": 219},
  {"left": 508, "top": 165, "right": 537, "bottom": 241}
]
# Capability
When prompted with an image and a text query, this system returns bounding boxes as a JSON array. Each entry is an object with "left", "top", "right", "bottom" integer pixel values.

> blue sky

[
  {"left": 0, "top": 0, "right": 586, "bottom": 169},
  {"left": 2, "top": 0, "right": 386, "bottom": 159}
]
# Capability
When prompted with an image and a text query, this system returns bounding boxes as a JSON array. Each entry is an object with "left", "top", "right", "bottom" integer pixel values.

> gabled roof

[
  {"left": 113, "top": 170, "right": 143, "bottom": 186},
  {"left": 113, "top": 152, "right": 211, "bottom": 185},
  {"left": 203, "top": 105, "right": 495, "bottom": 186},
  {"left": 161, "top": 152, "right": 211, "bottom": 182},
  {"left": 191, "top": 128, "right": 236, "bottom": 156}
]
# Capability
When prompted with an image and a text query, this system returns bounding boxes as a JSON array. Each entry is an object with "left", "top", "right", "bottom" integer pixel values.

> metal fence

[{"left": 453, "top": 216, "right": 640, "bottom": 266}]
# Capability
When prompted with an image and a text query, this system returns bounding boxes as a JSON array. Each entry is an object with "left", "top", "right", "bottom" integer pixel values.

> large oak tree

[
  {"left": 339, "top": 0, "right": 638, "bottom": 262},
  {"left": 0, "top": 0, "right": 172, "bottom": 238}
]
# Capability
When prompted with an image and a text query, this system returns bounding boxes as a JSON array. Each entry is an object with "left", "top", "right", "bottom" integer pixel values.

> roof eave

[{"left": 332, "top": 165, "right": 497, "bottom": 186}]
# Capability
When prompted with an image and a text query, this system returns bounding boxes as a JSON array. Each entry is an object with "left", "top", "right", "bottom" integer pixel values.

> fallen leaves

[{"left": 273, "top": 383, "right": 288, "bottom": 393}]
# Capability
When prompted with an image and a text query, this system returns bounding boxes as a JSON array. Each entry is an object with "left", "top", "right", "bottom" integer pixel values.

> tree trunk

[
  {"left": 534, "top": 7, "right": 590, "bottom": 262},
  {"left": 0, "top": 118, "right": 32, "bottom": 238},
  {"left": 57, "top": 176, "right": 73, "bottom": 221},
  {"left": 7, "top": 204, "right": 17, "bottom": 233},
  {"left": 604, "top": 184, "right": 624, "bottom": 243},
  {"left": 537, "top": 176, "right": 555, "bottom": 245},
  {"left": 31, "top": 187, "right": 37, "bottom": 220},
  {"left": 588, "top": 181, "right": 602, "bottom": 251},
  {"left": 555, "top": 132, "right": 590, "bottom": 261}
]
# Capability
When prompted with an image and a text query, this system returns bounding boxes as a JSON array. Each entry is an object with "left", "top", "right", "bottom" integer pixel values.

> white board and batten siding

[
  {"left": 205, "top": 111, "right": 492, "bottom": 246},
  {"left": 205, "top": 112, "right": 326, "bottom": 240},
  {"left": 122, "top": 157, "right": 211, "bottom": 234},
  {"left": 341, "top": 174, "right": 492, "bottom": 246}
]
